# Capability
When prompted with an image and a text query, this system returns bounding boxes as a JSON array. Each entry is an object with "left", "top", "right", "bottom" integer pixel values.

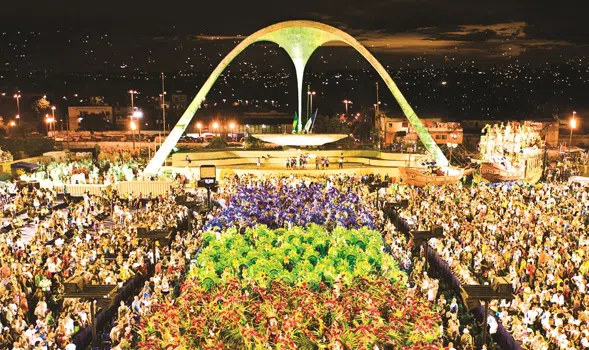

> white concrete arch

[{"left": 145, "top": 20, "right": 447, "bottom": 174}]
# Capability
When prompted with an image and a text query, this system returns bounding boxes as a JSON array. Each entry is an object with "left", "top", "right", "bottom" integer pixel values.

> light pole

[
  {"left": 14, "top": 94, "right": 21, "bottom": 119},
  {"left": 131, "top": 111, "right": 143, "bottom": 148},
  {"left": 569, "top": 111, "right": 577, "bottom": 148},
  {"left": 51, "top": 106, "right": 56, "bottom": 132},
  {"left": 8, "top": 120, "right": 16, "bottom": 136},
  {"left": 342, "top": 100, "right": 352, "bottom": 115},
  {"left": 308, "top": 91, "right": 316, "bottom": 118},
  {"left": 213, "top": 122, "right": 219, "bottom": 136},
  {"left": 45, "top": 115, "right": 55, "bottom": 137},
  {"left": 161, "top": 73, "right": 166, "bottom": 134},
  {"left": 197, "top": 122, "right": 202, "bottom": 137},
  {"left": 262, "top": 124, "right": 266, "bottom": 134},
  {"left": 129, "top": 90, "right": 137, "bottom": 112},
  {"left": 229, "top": 122, "right": 236, "bottom": 141},
  {"left": 130, "top": 121, "right": 137, "bottom": 149}
]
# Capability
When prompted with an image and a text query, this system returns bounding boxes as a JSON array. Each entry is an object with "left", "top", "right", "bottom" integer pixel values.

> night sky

[
  {"left": 1, "top": 0, "right": 586, "bottom": 70},
  {"left": 0, "top": 0, "right": 588, "bottom": 121}
]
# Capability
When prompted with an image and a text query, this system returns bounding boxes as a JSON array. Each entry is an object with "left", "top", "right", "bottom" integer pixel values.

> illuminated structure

[
  {"left": 145, "top": 20, "right": 447, "bottom": 174},
  {"left": 252, "top": 133, "right": 349, "bottom": 147}
]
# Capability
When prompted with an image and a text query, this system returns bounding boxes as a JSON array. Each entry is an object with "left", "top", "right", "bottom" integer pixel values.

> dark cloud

[{"left": 0, "top": 0, "right": 584, "bottom": 65}]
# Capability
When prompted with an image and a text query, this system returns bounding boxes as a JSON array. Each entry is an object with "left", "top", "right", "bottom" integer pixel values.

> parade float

[
  {"left": 478, "top": 122, "right": 543, "bottom": 183},
  {"left": 399, "top": 165, "right": 467, "bottom": 187},
  {"left": 138, "top": 226, "right": 442, "bottom": 349},
  {"left": 137, "top": 182, "right": 443, "bottom": 349}
]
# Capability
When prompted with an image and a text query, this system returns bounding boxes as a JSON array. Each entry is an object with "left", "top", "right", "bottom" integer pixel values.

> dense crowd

[
  {"left": 30, "top": 159, "right": 145, "bottom": 185},
  {"left": 0, "top": 182, "right": 193, "bottom": 349},
  {"left": 205, "top": 175, "right": 373, "bottom": 230},
  {"left": 7, "top": 163, "right": 589, "bottom": 349},
  {"left": 396, "top": 182, "right": 589, "bottom": 349}
]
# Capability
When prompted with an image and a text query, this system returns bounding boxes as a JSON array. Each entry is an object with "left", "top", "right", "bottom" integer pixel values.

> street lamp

[
  {"left": 196, "top": 122, "right": 202, "bottom": 136},
  {"left": 129, "top": 90, "right": 138, "bottom": 112},
  {"left": 213, "top": 122, "right": 219, "bottom": 136},
  {"left": 130, "top": 110, "right": 143, "bottom": 145},
  {"left": 45, "top": 115, "right": 55, "bottom": 137},
  {"left": 308, "top": 91, "right": 316, "bottom": 118},
  {"left": 262, "top": 124, "right": 266, "bottom": 134},
  {"left": 342, "top": 100, "right": 352, "bottom": 115},
  {"left": 229, "top": 122, "right": 236, "bottom": 141},
  {"left": 14, "top": 94, "right": 21, "bottom": 118},
  {"left": 570, "top": 111, "right": 577, "bottom": 148},
  {"left": 51, "top": 106, "right": 56, "bottom": 130},
  {"left": 130, "top": 121, "right": 137, "bottom": 149}
]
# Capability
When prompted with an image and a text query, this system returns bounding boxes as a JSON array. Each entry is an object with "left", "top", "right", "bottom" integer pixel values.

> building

[
  {"left": 187, "top": 111, "right": 294, "bottom": 135},
  {"left": 113, "top": 107, "right": 133, "bottom": 130},
  {"left": 67, "top": 106, "right": 114, "bottom": 131},
  {"left": 379, "top": 116, "right": 463, "bottom": 146}
]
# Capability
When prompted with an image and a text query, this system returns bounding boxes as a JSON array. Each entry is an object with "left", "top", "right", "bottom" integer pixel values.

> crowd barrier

[
  {"left": 28, "top": 180, "right": 177, "bottom": 197},
  {"left": 71, "top": 271, "right": 151, "bottom": 349},
  {"left": 385, "top": 207, "right": 522, "bottom": 350},
  {"left": 117, "top": 181, "right": 175, "bottom": 196},
  {"left": 71, "top": 219, "right": 186, "bottom": 349},
  {"left": 65, "top": 184, "right": 110, "bottom": 196}
]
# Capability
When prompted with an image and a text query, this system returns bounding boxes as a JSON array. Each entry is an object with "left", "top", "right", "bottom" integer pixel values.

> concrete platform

[{"left": 166, "top": 150, "right": 427, "bottom": 179}]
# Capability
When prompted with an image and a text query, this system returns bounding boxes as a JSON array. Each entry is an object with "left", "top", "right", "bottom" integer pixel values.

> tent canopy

[{"left": 10, "top": 162, "right": 40, "bottom": 171}]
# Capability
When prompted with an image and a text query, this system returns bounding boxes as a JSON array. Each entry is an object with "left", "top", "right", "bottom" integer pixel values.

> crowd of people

[
  {"left": 28, "top": 158, "right": 146, "bottom": 185},
  {"left": 282, "top": 153, "right": 345, "bottom": 170},
  {"left": 4, "top": 152, "right": 589, "bottom": 349},
  {"left": 395, "top": 181, "right": 589, "bottom": 349},
  {"left": 0, "top": 180, "right": 196, "bottom": 349},
  {"left": 1, "top": 187, "right": 56, "bottom": 221}
]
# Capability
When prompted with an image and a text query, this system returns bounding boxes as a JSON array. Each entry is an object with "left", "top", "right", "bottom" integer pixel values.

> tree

[
  {"left": 79, "top": 114, "right": 111, "bottom": 132},
  {"left": 32, "top": 97, "right": 51, "bottom": 115},
  {"left": 207, "top": 136, "right": 228, "bottom": 149},
  {"left": 312, "top": 115, "right": 349, "bottom": 134},
  {"left": 351, "top": 121, "right": 372, "bottom": 141},
  {"left": 89, "top": 96, "right": 106, "bottom": 106}
]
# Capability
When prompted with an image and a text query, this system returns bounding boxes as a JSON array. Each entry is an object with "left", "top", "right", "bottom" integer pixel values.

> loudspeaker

[{"left": 64, "top": 276, "right": 85, "bottom": 293}]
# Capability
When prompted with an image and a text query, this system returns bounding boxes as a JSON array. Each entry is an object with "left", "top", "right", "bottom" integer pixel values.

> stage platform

[{"left": 168, "top": 149, "right": 428, "bottom": 179}]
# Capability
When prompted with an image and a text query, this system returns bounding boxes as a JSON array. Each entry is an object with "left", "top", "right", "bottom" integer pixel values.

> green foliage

[
  {"left": 191, "top": 225, "right": 407, "bottom": 289},
  {"left": 31, "top": 97, "right": 51, "bottom": 115},
  {"left": 207, "top": 136, "right": 228, "bottom": 149},
  {"left": 312, "top": 115, "right": 348, "bottom": 134},
  {"left": 0, "top": 136, "right": 55, "bottom": 159},
  {"left": 0, "top": 173, "right": 13, "bottom": 182},
  {"left": 244, "top": 135, "right": 264, "bottom": 149}
]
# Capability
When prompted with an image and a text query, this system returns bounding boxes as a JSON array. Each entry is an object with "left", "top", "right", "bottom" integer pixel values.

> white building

[
  {"left": 68, "top": 106, "right": 114, "bottom": 131},
  {"left": 379, "top": 116, "right": 463, "bottom": 146}
]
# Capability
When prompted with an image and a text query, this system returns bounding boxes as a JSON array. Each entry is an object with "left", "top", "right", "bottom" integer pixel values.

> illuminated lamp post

[
  {"left": 51, "top": 106, "right": 56, "bottom": 131},
  {"left": 14, "top": 94, "right": 21, "bottom": 119},
  {"left": 45, "top": 115, "right": 55, "bottom": 137},
  {"left": 262, "top": 124, "right": 266, "bottom": 134},
  {"left": 130, "top": 121, "right": 137, "bottom": 149},
  {"left": 129, "top": 90, "right": 137, "bottom": 111},
  {"left": 308, "top": 91, "right": 316, "bottom": 118},
  {"left": 229, "top": 122, "right": 236, "bottom": 141},
  {"left": 570, "top": 111, "right": 577, "bottom": 148},
  {"left": 196, "top": 122, "right": 202, "bottom": 137},
  {"left": 133, "top": 110, "right": 143, "bottom": 137},
  {"left": 342, "top": 99, "right": 352, "bottom": 115},
  {"left": 213, "top": 122, "right": 219, "bottom": 136},
  {"left": 8, "top": 120, "right": 16, "bottom": 136}
]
